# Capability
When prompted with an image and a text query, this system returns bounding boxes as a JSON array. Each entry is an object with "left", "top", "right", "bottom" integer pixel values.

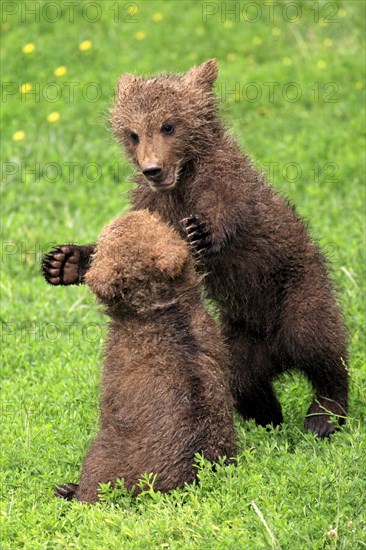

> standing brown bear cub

[
  {"left": 43, "top": 59, "right": 349, "bottom": 438},
  {"left": 55, "top": 210, "right": 236, "bottom": 503}
]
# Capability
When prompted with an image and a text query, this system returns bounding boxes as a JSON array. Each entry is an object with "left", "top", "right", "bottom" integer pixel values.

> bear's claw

[{"left": 180, "top": 214, "right": 212, "bottom": 258}]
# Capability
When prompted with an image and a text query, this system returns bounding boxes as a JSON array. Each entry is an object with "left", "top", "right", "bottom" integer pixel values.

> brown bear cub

[
  {"left": 55, "top": 210, "right": 236, "bottom": 503},
  {"left": 43, "top": 59, "right": 349, "bottom": 438}
]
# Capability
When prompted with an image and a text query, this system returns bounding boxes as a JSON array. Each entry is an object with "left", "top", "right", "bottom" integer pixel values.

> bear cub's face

[
  {"left": 111, "top": 59, "right": 218, "bottom": 192},
  {"left": 85, "top": 211, "right": 191, "bottom": 313}
]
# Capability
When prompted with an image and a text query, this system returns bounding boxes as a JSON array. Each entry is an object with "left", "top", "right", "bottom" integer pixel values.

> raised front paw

[
  {"left": 55, "top": 482, "right": 79, "bottom": 501},
  {"left": 180, "top": 214, "right": 212, "bottom": 258},
  {"left": 42, "top": 245, "right": 82, "bottom": 285},
  {"left": 42, "top": 245, "right": 86, "bottom": 286}
]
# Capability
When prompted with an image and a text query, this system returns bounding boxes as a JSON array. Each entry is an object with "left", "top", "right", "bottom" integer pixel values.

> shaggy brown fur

[
  {"left": 43, "top": 60, "right": 349, "bottom": 438},
  {"left": 54, "top": 210, "right": 236, "bottom": 503}
]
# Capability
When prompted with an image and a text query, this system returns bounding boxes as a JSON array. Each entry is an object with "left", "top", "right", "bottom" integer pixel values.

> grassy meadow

[{"left": 1, "top": 0, "right": 365, "bottom": 548}]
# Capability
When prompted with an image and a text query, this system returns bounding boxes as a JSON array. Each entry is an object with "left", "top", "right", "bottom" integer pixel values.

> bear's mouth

[{"left": 149, "top": 166, "right": 177, "bottom": 191}]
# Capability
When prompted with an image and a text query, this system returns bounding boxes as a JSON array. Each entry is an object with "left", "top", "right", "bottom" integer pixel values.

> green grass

[{"left": 1, "top": 0, "right": 365, "bottom": 548}]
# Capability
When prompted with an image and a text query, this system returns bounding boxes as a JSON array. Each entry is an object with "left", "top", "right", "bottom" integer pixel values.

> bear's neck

[{"left": 106, "top": 285, "right": 203, "bottom": 322}]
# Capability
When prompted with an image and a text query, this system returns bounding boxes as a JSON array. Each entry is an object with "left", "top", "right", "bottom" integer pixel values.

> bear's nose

[{"left": 142, "top": 165, "right": 162, "bottom": 180}]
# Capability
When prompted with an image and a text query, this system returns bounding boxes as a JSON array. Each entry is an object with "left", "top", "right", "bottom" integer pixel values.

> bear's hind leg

[
  {"left": 304, "top": 393, "right": 347, "bottom": 438},
  {"left": 76, "top": 427, "right": 130, "bottom": 503},
  {"left": 279, "top": 280, "right": 349, "bottom": 438},
  {"left": 223, "top": 319, "right": 283, "bottom": 428},
  {"left": 301, "top": 355, "right": 348, "bottom": 437},
  {"left": 236, "top": 380, "right": 283, "bottom": 428}
]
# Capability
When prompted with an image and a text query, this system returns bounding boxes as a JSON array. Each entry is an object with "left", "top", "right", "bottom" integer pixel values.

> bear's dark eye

[
  {"left": 161, "top": 123, "right": 175, "bottom": 135},
  {"left": 130, "top": 131, "right": 139, "bottom": 144}
]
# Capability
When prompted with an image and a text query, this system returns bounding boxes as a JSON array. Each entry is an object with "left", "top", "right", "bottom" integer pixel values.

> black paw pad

[{"left": 41, "top": 245, "right": 80, "bottom": 286}]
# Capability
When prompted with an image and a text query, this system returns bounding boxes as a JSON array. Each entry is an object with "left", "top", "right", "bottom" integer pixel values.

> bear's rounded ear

[
  {"left": 184, "top": 59, "right": 218, "bottom": 89},
  {"left": 154, "top": 240, "right": 189, "bottom": 279},
  {"left": 117, "top": 74, "right": 136, "bottom": 96}
]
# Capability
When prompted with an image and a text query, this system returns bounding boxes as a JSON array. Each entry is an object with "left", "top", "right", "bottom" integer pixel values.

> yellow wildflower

[
  {"left": 54, "top": 66, "right": 67, "bottom": 77},
  {"left": 135, "top": 31, "right": 146, "bottom": 41},
  {"left": 79, "top": 40, "right": 92, "bottom": 51},
  {"left": 20, "top": 83, "right": 32, "bottom": 94},
  {"left": 22, "top": 43, "right": 35, "bottom": 54},
  {"left": 12, "top": 131, "right": 25, "bottom": 141},
  {"left": 47, "top": 112, "right": 60, "bottom": 122},
  {"left": 152, "top": 12, "right": 163, "bottom": 22},
  {"left": 282, "top": 57, "right": 292, "bottom": 66}
]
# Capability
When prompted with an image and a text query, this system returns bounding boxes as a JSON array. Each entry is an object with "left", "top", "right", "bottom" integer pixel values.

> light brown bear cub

[{"left": 55, "top": 210, "right": 236, "bottom": 503}]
